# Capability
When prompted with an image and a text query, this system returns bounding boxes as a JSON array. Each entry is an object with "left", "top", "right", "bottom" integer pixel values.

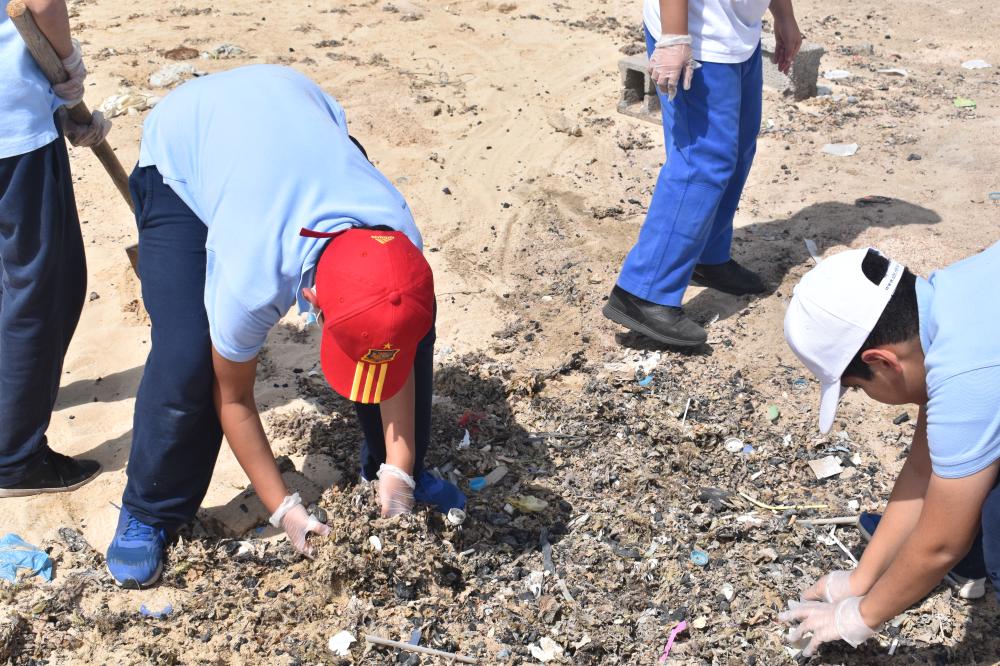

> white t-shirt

[{"left": 643, "top": 0, "right": 771, "bottom": 64}]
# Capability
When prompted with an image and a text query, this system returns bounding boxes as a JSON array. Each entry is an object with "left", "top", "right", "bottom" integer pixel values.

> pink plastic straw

[{"left": 659, "top": 620, "right": 688, "bottom": 662}]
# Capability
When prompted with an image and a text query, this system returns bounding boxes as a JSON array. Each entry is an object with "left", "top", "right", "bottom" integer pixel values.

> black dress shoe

[
  {"left": 0, "top": 450, "right": 101, "bottom": 498},
  {"left": 602, "top": 285, "right": 707, "bottom": 347},
  {"left": 691, "top": 259, "right": 766, "bottom": 295}
]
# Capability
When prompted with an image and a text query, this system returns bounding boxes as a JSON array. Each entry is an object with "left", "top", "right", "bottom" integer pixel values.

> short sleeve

[
  {"left": 204, "top": 252, "right": 280, "bottom": 362},
  {"left": 927, "top": 365, "right": 1000, "bottom": 478}
]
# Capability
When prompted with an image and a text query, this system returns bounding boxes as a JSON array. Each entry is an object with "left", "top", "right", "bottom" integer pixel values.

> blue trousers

[
  {"left": 617, "top": 29, "right": 762, "bottom": 306},
  {"left": 0, "top": 124, "right": 87, "bottom": 485},
  {"left": 122, "top": 165, "right": 434, "bottom": 530},
  {"left": 952, "top": 478, "right": 1000, "bottom": 600}
]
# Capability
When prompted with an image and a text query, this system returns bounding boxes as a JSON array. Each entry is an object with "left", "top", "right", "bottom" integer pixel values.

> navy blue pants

[
  {"left": 616, "top": 28, "right": 762, "bottom": 306},
  {"left": 0, "top": 125, "right": 86, "bottom": 485},
  {"left": 122, "top": 165, "right": 434, "bottom": 530}
]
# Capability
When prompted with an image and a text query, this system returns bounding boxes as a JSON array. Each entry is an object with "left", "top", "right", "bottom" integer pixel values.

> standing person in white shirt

[{"left": 604, "top": 0, "right": 801, "bottom": 347}]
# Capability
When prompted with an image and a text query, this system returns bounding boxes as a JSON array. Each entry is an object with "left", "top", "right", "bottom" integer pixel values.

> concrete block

[
  {"left": 616, "top": 54, "right": 661, "bottom": 125},
  {"left": 760, "top": 35, "right": 824, "bottom": 100},
  {"left": 197, "top": 470, "right": 324, "bottom": 538}
]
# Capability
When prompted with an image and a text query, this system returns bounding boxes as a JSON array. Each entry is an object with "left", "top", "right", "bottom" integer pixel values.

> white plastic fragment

[
  {"left": 149, "top": 63, "right": 203, "bottom": 88},
  {"left": 446, "top": 508, "right": 467, "bottom": 525},
  {"left": 848, "top": 499, "right": 860, "bottom": 512},
  {"left": 368, "top": 535, "right": 383, "bottom": 552},
  {"left": 201, "top": 43, "right": 245, "bottom": 59},
  {"left": 98, "top": 89, "right": 161, "bottom": 118},
  {"left": 724, "top": 437, "right": 744, "bottom": 453},
  {"left": 457, "top": 429, "right": 471, "bottom": 449},
  {"left": 823, "top": 69, "right": 851, "bottom": 80},
  {"left": 720, "top": 582, "right": 735, "bottom": 602},
  {"left": 529, "top": 637, "right": 563, "bottom": 663},
  {"left": 822, "top": 142, "right": 859, "bottom": 157},
  {"left": 526, "top": 570, "right": 545, "bottom": 599},
  {"left": 328, "top": 630, "right": 356, "bottom": 656},
  {"left": 877, "top": 67, "right": 908, "bottom": 77},
  {"left": 961, "top": 59, "right": 991, "bottom": 70},
  {"left": 808, "top": 455, "right": 844, "bottom": 479}
]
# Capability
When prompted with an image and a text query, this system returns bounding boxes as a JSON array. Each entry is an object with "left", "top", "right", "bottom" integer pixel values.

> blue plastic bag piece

[
  {"left": 741, "top": 444, "right": 755, "bottom": 454},
  {"left": 0, "top": 533, "right": 54, "bottom": 583},
  {"left": 689, "top": 549, "right": 709, "bottom": 566},
  {"left": 638, "top": 375, "right": 654, "bottom": 387},
  {"left": 139, "top": 603, "right": 173, "bottom": 619},
  {"left": 469, "top": 477, "right": 487, "bottom": 492}
]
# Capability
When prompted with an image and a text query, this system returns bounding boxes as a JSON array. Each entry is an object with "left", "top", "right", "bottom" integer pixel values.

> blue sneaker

[
  {"left": 106, "top": 507, "right": 168, "bottom": 589},
  {"left": 857, "top": 511, "right": 985, "bottom": 599},
  {"left": 414, "top": 470, "right": 466, "bottom": 514}
]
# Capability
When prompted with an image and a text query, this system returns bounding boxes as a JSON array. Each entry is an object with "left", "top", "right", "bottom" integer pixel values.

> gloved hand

[
  {"left": 802, "top": 570, "right": 857, "bottom": 603},
  {"left": 62, "top": 109, "right": 111, "bottom": 148},
  {"left": 778, "top": 597, "right": 878, "bottom": 657},
  {"left": 52, "top": 39, "right": 87, "bottom": 106},
  {"left": 648, "top": 34, "right": 701, "bottom": 101},
  {"left": 377, "top": 463, "right": 416, "bottom": 517},
  {"left": 269, "top": 492, "right": 330, "bottom": 558}
]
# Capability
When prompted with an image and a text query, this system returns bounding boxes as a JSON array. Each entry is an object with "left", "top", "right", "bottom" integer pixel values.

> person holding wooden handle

[{"left": 0, "top": 0, "right": 109, "bottom": 497}]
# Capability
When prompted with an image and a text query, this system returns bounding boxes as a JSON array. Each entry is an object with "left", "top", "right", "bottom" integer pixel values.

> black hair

[{"left": 841, "top": 249, "right": 920, "bottom": 380}]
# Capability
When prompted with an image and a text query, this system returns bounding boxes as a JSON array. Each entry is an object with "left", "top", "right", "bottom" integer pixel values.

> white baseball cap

[{"left": 784, "top": 248, "right": 904, "bottom": 434}]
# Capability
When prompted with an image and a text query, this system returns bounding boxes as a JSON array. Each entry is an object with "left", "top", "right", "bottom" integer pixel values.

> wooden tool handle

[{"left": 7, "top": 0, "right": 134, "bottom": 213}]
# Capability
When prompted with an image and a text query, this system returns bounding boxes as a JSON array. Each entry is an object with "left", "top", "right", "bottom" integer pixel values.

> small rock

[
  {"left": 89, "top": 291, "right": 100, "bottom": 301},
  {"left": 893, "top": 412, "right": 910, "bottom": 425},
  {"left": 907, "top": 153, "right": 921, "bottom": 161}
]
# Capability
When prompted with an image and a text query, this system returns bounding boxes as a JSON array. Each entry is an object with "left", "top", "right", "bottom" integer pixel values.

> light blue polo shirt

[
  {"left": 137, "top": 65, "right": 421, "bottom": 362},
  {"left": 919, "top": 241, "right": 1000, "bottom": 478},
  {"left": 0, "top": 0, "right": 66, "bottom": 159}
]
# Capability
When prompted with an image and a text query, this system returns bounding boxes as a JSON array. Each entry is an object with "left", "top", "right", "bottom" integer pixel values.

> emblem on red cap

[
  {"left": 360, "top": 346, "right": 400, "bottom": 364},
  {"left": 370, "top": 235, "right": 396, "bottom": 245}
]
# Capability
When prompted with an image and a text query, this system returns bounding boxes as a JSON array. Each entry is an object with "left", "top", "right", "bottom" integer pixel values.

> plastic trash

[
  {"left": 98, "top": 89, "right": 161, "bottom": 118},
  {"left": 877, "top": 67, "right": 907, "bottom": 77},
  {"left": 529, "top": 636, "right": 563, "bottom": 663},
  {"left": 149, "top": 63, "right": 202, "bottom": 88},
  {"left": 823, "top": 69, "right": 851, "bottom": 79},
  {"left": 953, "top": 97, "right": 977, "bottom": 109},
  {"left": 962, "top": 59, "right": 991, "bottom": 70},
  {"left": 508, "top": 494, "right": 548, "bottom": 513},
  {"left": 201, "top": 43, "right": 245, "bottom": 59},
  {"left": 690, "top": 549, "right": 709, "bottom": 566},
  {"left": 803, "top": 239, "right": 821, "bottom": 264},
  {"left": 485, "top": 465, "right": 508, "bottom": 486},
  {"left": 328, "top": 630, "right": 356, "bottom": 656},
  {"left": 0, "top": 534, "right": 53, "bottom": 583},
  {"left": 767, "top": 405, "right": 780, "bottom": 423},
  {"left": 469, "top": 477, "right": 487, "bottom": 491},
  {"left": 138, "top": 603, "right": 173, "bottom": 619},
  {"left": 638, "top": 374, "right": 654, "bottom": 387},
  {"left": 368, "top": 535, "right": 383, "bottom": 552},
  {"left": 724, "top": 437, "right": 744, "bottom": 454},
  {"left": 658, "top": 620, "right": 688, "bottom": 662},
  {"left": 446, "top": 508, "right": 467, "bottom": 526},
  {"left": 808, "top": 455, "right": 844, "bottom": 480},
  {"left": 457, "top": 429, "right": 471, "bottom": 450},
  {"left": 822, "top": 142, "right": 859, "bottom": 157}
]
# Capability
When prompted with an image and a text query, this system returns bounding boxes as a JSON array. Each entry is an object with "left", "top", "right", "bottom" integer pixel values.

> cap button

[{"left": 388, "top": 290, "right": 402, "bottom": 305}]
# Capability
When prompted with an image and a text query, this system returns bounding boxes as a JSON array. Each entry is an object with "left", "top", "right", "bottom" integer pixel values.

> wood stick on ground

[
  {"left": 738, "top": 490, "right": 828, "bottom": 512},
  {"left": 7, "top": 0, "right": 139, "bottom": 272},
  {"left": 364, "top": 634, "right": 478, "bottom": 664},
  {"left": 793, "top": 516, "right": 860, "bottom": 527}
]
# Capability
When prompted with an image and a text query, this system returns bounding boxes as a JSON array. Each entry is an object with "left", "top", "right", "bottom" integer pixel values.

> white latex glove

[
  {"left": 778, "top": 597, "right": 878, "bottom": 657},
  {"left": 377, "top": 463, "right": 416, "bottom": 517},
  {"left": 802, "top": 570, "right": 856, "bottom": 603},
  {"left": 269, "top": 493, "right": 330, "bottom": 558},
  {"left": 648, "top": 34, "right": 701, "bottom": 101},
  {"left": 52, "top": 39, "right": 87, "bottom": 106},
  {"left": 63, "top": 109, "right": 111, "bottom": 148}
]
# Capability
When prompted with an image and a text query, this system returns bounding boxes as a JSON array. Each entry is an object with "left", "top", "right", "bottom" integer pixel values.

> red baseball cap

[{"left": 308, "top": 228, "right": 434, "bottom": 404}]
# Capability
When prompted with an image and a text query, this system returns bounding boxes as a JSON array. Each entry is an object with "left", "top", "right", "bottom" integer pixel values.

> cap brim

[
  {"left": 817, "top": 381, "right": 846, "bottom": 434},
  {"left": 320, "top": 327, "right": 418, "bottom": 405}
]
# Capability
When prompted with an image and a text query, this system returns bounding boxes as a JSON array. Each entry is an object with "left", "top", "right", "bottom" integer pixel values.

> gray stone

[
  {"left": 616, "top": 54, "right": 661, "bottom": 124},
  {"left": 760, "top": 35, "right": 824, "bottom": 100}
]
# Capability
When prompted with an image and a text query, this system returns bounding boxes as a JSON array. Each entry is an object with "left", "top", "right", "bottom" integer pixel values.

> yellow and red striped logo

[{"left": 349, "top": 346, "right": 399, "bottom": 403}]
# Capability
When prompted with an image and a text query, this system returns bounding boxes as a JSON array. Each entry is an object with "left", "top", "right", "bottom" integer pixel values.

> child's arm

[
  {"left": 768, "top": 0, "right": 802, "bottom": 74},
  {"left": 376, "top": 370, "right": 418, "bottom": 516},
  {"left": 658, "top": 0, "right": 688, "bottom": 36},
  {"left": 23, "top": 0, "right": 72, "bottom": 57},
  {"left": 212, "top": 348, "right": 329, "bottom": 554}
]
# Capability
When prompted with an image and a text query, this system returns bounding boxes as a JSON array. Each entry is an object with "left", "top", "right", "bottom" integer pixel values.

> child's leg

[
  {"left": 120, "top": 165, "right": 223, "bottom": 530},
  {"left": 699, "top": 44, "right": 763, "bottom": 265},
  {"left": 616, "top": 29, "right": 744, "bottom": 306},
  {"left": 356, "top": 320, "right": 435, "bottom": 481},
  {"left": 0, "top": 130, "right": 87, "bottom": 485}
]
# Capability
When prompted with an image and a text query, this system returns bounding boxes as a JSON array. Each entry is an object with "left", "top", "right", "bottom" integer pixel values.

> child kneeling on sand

[{"left": 105, "top": 65, "right": 465, "bottom": 589}]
